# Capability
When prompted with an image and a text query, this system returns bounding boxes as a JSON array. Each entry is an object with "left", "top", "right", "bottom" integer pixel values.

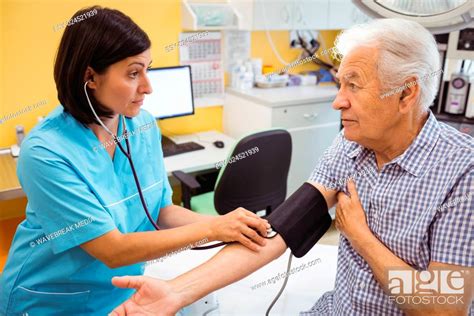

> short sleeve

[
  {"left": 18, "top": 145, "right": 117, "bottom": 254},
  {"left": 430, "top": 167, "right": 473, "bottom": 267},
  {"left": 307, "top": 131, "right": 347, "bottom": 191}
]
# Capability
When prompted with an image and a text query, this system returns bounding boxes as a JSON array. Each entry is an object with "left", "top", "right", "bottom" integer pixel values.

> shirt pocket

[
  {"left": 123, "top": 179, "right": 164, "bottom": 231},
  {"left": 143, "top": 180, "right": 165, "bottom": 211},
  {"left": 10, "top": 286, "right": 90, "bottom": 315}
]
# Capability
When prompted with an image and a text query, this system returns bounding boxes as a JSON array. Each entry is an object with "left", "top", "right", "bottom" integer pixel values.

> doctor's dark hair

[{"left": 54, "top": 6, "right": 151, "bottom": 125}]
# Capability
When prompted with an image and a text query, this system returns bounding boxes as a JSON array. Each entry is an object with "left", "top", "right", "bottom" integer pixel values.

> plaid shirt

[{"left": 301, "top": 111, "right": 473, "bottom": 315}]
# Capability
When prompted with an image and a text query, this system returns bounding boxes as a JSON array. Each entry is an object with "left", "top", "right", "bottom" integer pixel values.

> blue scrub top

[{"left": 0, "top": 106, "right": 173, "bottom": 315}]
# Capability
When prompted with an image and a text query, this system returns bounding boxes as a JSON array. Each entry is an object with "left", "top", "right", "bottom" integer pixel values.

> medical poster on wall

[{"left": 223, "top": 30, "right": 251, "bottom": 73}]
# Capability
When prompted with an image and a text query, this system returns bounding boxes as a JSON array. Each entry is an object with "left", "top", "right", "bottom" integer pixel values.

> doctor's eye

[{"left": 129, "top": 72, "right": 139, "bottom": 79}]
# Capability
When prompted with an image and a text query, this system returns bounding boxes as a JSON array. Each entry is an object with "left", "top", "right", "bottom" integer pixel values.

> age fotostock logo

[{"left": 387, "top": 268, "right": 468, "bottom": 308}]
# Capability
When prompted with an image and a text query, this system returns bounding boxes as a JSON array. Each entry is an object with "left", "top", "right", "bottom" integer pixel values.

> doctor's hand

[
  {"left": 335, "top": 180, "right": 373, "bottom": 252},
  {"left": 209, "top": 207, "right": 269, "bottom": 252},
  {"left": 110, "top": 276, "right": 181, "bottom": 316}
]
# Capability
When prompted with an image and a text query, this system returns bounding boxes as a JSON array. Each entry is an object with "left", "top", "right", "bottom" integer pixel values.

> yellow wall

[
  {"left": 0, "top": 0, "right": 338, "bottom": 144},
  {"left": 0, "top": 0, "right": 339, "bottom": 270},
  {"left": 0, "top": 0, "right": 185, "bottom": 147}
]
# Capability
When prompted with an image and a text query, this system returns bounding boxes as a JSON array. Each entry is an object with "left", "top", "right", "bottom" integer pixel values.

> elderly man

[{"left": 110, "top": 19, "right": 473, "bottom": 315}]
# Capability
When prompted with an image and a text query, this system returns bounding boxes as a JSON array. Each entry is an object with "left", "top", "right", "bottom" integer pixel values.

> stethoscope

[
  {"left": 84, "top": 81, "right": 283, "bottom": 315},
  {"left": 84, "top": 80, "right": 228, "bottom": 250}
]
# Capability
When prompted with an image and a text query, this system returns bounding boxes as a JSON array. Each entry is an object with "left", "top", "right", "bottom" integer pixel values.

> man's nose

[{"left": 332, "top": 90, "right": 350, "bottom": 110}]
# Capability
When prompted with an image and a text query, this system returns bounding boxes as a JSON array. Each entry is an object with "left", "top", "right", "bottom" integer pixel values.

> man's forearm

[
  {"left": 170, "top": 234, "right": 287, "bottom": 307},
  {"left": 166, "top": 182, "right": 330, "bottom": 307},
  {"left": 355, "top": 233, "right": 408, "bottom": 286},
  {"left": 355, "top": 234, "right": 469, "bottom": 315}
]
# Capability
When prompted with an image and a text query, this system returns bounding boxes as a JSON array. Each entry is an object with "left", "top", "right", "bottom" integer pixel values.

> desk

[
  {"left": 164, "top": 131, "right": 235, "bottom": 176},
  {"left": 145, "top": 243, "right": 338, "bottom": 315},
  {"left": 0, "top": 131, "right": 235, "bottom": 201}
]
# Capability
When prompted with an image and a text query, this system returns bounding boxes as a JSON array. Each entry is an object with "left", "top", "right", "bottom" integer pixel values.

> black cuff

[{"left": 267, "top": 182, "right": 332, "bottom": 258}]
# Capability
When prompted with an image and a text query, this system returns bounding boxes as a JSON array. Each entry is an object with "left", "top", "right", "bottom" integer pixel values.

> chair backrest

[{"left": 214, "top": 129, "right": 292, "bottom": 215}]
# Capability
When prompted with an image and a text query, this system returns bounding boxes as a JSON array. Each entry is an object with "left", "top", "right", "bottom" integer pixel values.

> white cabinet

[
  {"left": 286, "top": 124, "right": 337, "bottom": 194},
  {"left": 271, "top": 103, "right": 340, "bottom": 194},
  {"left": 224, "top": 86, "right": 340, "bottom": 195},
  {"left": 252, "top": 0, "right": 328, "bottom": 30},
  {"left": 182, "top": 1, "right": 243, "bottom": 30},
  {"left": 231, "top": 0, "right": 371, "bottom": 30},
  {"left": 183, "top": 0, "right": 372, "bottom": 31},
  {"left": 292, "top": 0, "right": 328, "bottom": 30},
  {"left": 327, "top": 0, "right": 371, "bottom": 30},
  {"left": 252, "top": 0, "right": 293, "bottom": 30}
]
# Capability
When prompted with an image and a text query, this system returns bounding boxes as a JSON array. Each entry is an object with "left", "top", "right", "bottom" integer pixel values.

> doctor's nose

[{"left": 139, "top": 74, "right": 153, "bottom": 95}]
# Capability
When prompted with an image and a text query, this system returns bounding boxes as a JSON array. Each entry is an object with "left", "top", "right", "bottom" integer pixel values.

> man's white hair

[{"left": 334, "top": 18, "right": 441, "bottom": 110}]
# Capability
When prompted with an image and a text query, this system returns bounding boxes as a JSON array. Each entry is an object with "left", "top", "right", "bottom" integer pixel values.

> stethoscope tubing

[
  {"left": 84, "top": 81, "right": 224, "bottom": 250},
  {"left": 115, "top": 125, "right": 227, "bottom": 250}
]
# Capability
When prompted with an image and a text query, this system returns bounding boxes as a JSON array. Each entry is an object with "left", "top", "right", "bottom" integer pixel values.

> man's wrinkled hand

[
  {"left": 335, "top": 179, "right": 373, "bottom": 251},
  {"left": 109, "top": 275, "right": 182, "bottom": 316}
]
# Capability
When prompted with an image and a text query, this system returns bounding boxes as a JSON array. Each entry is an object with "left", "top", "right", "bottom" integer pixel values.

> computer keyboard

[{"left": 162, "top": 136, "right": 205, "bottom": 157}]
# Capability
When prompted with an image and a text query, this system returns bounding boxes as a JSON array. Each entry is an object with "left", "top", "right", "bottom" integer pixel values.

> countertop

[{"left": 226, "top": 85, "right": 338, "bottom": 108}]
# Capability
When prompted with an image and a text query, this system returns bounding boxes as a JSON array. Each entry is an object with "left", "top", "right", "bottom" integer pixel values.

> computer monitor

[{"left": 142, "top": 65, "right": 195, "bottom": 120}]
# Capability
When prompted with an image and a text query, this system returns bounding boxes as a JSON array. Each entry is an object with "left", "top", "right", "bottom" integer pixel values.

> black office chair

[{"left": 172, "top": 129, "right": 292, "bottom": 216}]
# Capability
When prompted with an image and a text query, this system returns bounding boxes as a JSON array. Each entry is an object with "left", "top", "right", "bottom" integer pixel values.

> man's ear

[{"left": 399, "top": 76, "right": 419, "bottom": 114}]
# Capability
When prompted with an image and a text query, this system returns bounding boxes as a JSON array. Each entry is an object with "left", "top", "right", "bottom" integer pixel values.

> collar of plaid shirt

[{"left": 344, "top": 111, "right": 440, "bottom": 177}]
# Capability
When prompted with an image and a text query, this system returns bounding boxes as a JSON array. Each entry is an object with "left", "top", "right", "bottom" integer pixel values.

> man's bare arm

[
  {"left": 309, "top": 181, "right": 338, "bottom": 208},
  {"left": 172, "top": 235, "right": 286, "bottom": 306},
  {"left": 111, "top": 181, "right": 338, "bottom": 315},
  {"left": 171, "top": 181, "right": 338, "bottom": 306}
]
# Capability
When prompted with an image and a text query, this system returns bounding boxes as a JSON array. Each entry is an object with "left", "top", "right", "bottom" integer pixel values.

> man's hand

[
  {"left": 335, "top": 179, "right": 373, "bottom": 251},
  {"left": 109, "top": 276, "right": 182, "bottom": 316}
]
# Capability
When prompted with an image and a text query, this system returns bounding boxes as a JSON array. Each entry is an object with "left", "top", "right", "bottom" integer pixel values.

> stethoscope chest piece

[{"left": 267, "top": 227, "right": 278, "bottom": 239}]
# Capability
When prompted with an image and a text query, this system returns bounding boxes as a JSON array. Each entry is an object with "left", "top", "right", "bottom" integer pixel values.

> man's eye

[{"left": 349, "top": 83, "right": 358, "bottom": 90}]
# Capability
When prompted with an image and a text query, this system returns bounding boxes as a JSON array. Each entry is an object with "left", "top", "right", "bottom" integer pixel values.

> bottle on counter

[
  {"left": 16, "top": 125, "right": 25, "bottom": 145},
  {"left": 230, "top": 60, "right": 241, "bottom": 89},
  {"left": 251, "top": 58, "right": 263, "bottom": 81},
  {"left": 241, "top": 61, "right": 254, "bottom": 90}
]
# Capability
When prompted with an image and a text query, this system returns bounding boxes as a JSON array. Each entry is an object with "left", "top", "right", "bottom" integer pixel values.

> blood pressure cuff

[{"left": 266, "top": 182, "right": 332, "bottom": 258}]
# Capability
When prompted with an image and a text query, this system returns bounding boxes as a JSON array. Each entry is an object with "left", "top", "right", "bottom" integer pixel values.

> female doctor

[{"left": 0, "top": 6, "right": 269, "bottom": 315}]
